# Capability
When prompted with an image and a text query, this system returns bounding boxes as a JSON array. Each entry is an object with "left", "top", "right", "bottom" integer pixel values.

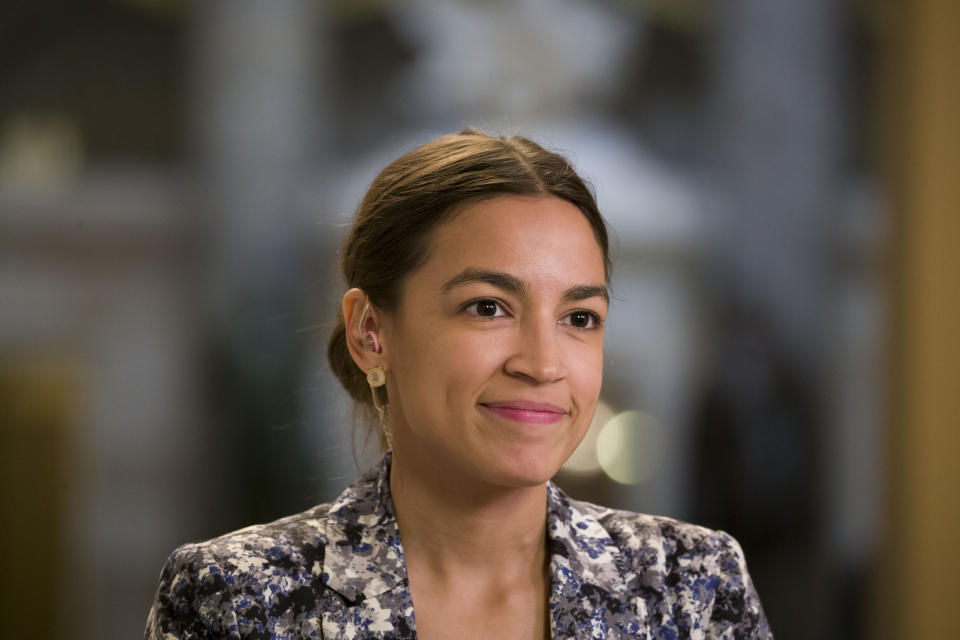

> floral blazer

[{"left": 146, "top": 455, "right": 772, "bottom": 639}]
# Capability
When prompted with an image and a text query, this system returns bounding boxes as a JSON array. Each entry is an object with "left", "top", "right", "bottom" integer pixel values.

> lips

[{"left": 479, "top": 400, "right": 568, "bottom": 425}]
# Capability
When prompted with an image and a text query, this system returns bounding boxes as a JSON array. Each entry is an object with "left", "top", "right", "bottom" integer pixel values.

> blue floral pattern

[{"left": 146, "top": 454, "right": 772, "bottom": 639}]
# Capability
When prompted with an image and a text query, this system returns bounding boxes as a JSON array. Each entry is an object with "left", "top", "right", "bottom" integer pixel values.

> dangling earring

[
  {"left": 367, "top": 366, "right": 392, "bottom": 450},
  {"left": 358, "top": 296, "right": 391, "bottom": 450}
]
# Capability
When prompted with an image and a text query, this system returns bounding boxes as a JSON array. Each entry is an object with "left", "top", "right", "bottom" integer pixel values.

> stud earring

[{"left": 366, "top": 366, "right": 392, "bottom": 450}]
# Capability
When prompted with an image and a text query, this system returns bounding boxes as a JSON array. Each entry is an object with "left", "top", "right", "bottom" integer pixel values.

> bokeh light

[
  {"left": 596, "top": 410, "right": 663, "bottom": 486},
  {"left": 561, "top": 399, "right": 614, "bottom": 475}
]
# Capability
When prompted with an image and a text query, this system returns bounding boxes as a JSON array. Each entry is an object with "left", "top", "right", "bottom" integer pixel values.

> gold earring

[
  {"left": 366, "top": 366, "right": 392, "bottom": 450},
  {"left": 366, "top": 366, "right": 386, "bottom": 388}
]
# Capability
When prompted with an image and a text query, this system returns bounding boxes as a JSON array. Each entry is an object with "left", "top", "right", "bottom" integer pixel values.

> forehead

[{"left": 412, "top": 195, "right": 607, "bottom": 291}]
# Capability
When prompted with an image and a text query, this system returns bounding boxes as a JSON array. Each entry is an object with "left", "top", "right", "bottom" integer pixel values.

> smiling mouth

[{"left": 479, "top": 401, "right": 568, "bottom": 425}]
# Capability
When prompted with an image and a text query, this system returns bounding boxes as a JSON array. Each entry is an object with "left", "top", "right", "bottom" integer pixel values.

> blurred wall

[{"left": 878, "top": 0, "right": 960, "bottom": 637}]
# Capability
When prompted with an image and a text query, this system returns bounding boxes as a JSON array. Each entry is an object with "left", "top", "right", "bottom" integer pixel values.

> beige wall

[{"left": 880, "top": 0, "right": 960, "bottom": 637}]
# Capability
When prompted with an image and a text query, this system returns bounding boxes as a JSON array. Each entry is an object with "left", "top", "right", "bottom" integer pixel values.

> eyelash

[{"left": 461, "top": 298, "right": 603, "bottom": 331}]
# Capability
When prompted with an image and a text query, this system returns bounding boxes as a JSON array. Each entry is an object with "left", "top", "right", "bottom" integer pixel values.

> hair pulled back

[{"left": 327, "top": 128, "right": 611, "bottom": 413}]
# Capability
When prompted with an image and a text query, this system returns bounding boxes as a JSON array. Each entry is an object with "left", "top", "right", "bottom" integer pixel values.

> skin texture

[{"left": 342, "top": 195, "right": 608, "bottom": 639}]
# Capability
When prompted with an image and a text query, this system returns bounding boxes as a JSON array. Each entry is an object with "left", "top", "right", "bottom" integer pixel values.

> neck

[{"left": 388, "top": 449, "right": 549, "bottom": 578}]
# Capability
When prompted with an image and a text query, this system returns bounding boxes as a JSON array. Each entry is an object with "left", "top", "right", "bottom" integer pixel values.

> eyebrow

[
  {"left": 563, "top": 284, "right": 610, "bottom": 304},
  {"left": 440, "top": 267, "right": 609, "bottom": 303}
]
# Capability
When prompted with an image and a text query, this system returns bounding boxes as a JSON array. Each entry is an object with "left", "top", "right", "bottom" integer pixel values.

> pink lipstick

[{"left": 480, "top": 401, "right": 567, "bottom": 425}]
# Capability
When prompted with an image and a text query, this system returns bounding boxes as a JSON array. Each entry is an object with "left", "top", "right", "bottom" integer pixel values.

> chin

[{"left": 480, "top": 444, "right": 568, "bottom": 488}]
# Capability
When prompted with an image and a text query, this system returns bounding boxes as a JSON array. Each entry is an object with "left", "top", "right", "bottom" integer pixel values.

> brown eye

[
  {"left": 565, "top": 310, "right": 598, "bottom": 329},
  {"left": 465, "top": 299, "right": 506, "bottom": 318},
  {"left": 477, "top": 300, "right": 499, "bottom": 316}
]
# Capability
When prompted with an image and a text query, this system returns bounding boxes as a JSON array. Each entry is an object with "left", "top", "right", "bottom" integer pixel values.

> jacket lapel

[
  {"left": 317, "top": 459, "right": 650, "bottom": 639},
  {"left": 320, "top": 588, "right": 416, "bottom": 640},
  {"left": 320, "top": 454, "right": 418, "bottom": 639},
  {"left": 546, "top": 483, "right": 651, "bottom": 640}
]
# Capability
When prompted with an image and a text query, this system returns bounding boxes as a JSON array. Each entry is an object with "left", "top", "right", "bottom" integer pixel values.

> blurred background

[{"left": 0, "top": 0, "right": 957, "bottom": 638}]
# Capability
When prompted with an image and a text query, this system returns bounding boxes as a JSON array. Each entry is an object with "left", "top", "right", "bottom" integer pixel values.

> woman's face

[{"left": 380, "top": 195, "right": 608, "bottom": 488}]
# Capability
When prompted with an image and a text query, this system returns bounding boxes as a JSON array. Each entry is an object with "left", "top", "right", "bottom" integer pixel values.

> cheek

[
  {"left": 441, "top": 333, "right": 510, "bottom": 394},
  {"left": 390, "top": 323, "right": 504, "bottom": 403},
  {"left": 570, "top": 342, "right": 604, "bottom": 404}
]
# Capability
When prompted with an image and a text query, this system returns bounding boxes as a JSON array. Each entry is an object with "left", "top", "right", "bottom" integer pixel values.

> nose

[{"left": 504, "top": 314, "right": 567, "bottom": 384}]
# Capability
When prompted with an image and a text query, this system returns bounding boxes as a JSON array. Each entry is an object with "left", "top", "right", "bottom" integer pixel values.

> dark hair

[{"left": 327, "top": 128, "right": 611, "bottom": 426}]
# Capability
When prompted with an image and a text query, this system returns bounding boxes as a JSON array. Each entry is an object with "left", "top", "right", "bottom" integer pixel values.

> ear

[{"left": 342, "top": 287, "right": 388, "bottom": 373}]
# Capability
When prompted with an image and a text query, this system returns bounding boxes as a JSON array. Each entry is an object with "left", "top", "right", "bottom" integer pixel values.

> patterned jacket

[{"left": 146, "top": 455, "right": 772, "bottom": 639}]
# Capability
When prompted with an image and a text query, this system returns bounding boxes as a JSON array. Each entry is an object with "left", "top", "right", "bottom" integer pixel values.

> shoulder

[
  {"left": 556, "top": 490, "right": 773, "bottom": 638},
  {"left": 594, "top": 500, "right": 749, "bottom": 573},
  {"left": 145, "top": 503, "right": 335, "bottom": 639},
  {"left": 558, "top": 489, "right": 747, "bottom": 573},
  {"left": 164, "top": 501, "right": 333, "bottom": 585},
  {"left": 145, "top": 459, "right": 393, "bottom": 639}
]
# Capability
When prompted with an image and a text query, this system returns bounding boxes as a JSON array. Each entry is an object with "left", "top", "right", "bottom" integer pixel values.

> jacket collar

[
  {"left": 321, "top": 453, "right": 415, "bottom": 638},
  {"left": 321, "top": 454, "right": 641, "bottom": 639},
  {"left": 322, "top": 453, "right": 407, "bottom": 604},
  {"left": 546, "top": 481, "right": 627, "bottom": 594}
]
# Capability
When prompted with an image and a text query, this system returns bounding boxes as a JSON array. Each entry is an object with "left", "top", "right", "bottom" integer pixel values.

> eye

[
  {"left": 562, "top": 310, "right": 601, "bottom": 330},
  {"left": 464, "top": 299, "right": 507, "bottom": 318}
]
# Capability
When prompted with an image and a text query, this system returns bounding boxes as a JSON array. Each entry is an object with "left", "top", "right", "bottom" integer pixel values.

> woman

[{"left": 146, "top": 129, "right": 772, "bottom": 639}]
